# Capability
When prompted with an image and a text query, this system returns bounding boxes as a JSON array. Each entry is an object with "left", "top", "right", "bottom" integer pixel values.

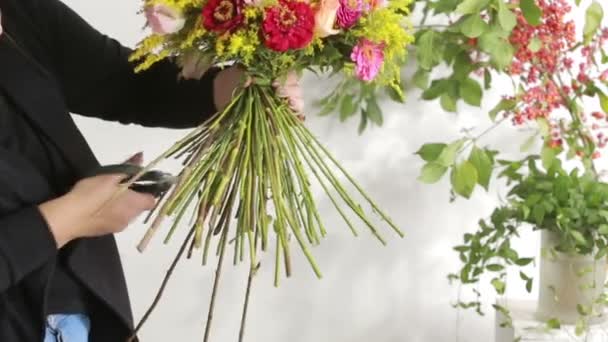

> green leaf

[
  {"left": 386, "top": 83, "right": 405, "bottom": 103},
  {"left": 358, "top": 110, "right": 368, "bottom": 134},
  {"left": 577, "top": 304, "right": 591, "bottom": 316},
  {"left": 479, "top": 27, "right": 515, "bottom": 70},
  {"left": 456, "top": 0, "right": 490, "bottom": 15},
  {"left": 493, "top": 304, "right": 510, "bottom": 317},
  {"left": 528, "top": 37, "right": 543, "bottom": 52},
  {"left": 434, "top": 0, "right": 459, "bottom": 13},
  {"left": 438, "top": 139, "right": 466, "bottom": 167},
  {"left": 451, "top": 161, "right": 479, "bottom": 198},
  {"left": 571, "top": 230, "right": 587, "bottom": 246},
  {"left": 454, "top": 245, "right": 470, "bottom": 252},
  {"left": 532, "top": 205, "right": 545, "bottom": 225},
  {"left": 413, "top": 69, "right": 430, "bottom": 89},
  {"left": 486, "top": 264, "right": 504, "bottom": 271},
  {"left": 518, "top": 274, "right": 533, "bottom": 293},
  {"left": 416, "top": 143, "right": 448, "bottom": 162},
  {"left": 599, "top": 224, "right": 608, "bottom": 235},
  {"left": 460, "top": 78, "right": 483, "bottom": 106},
  {"left": 515, "top": 258, "right": 534, "bottom": 266},
  {"left": 339, "top": 95, "right": 356, "bottom": 121},
  {"left": 541, "top": 145, "right": 559, "bottom": 170},
  {"left": 443, "top": 42, "right": 462, "bottom": 65},
  {"left": 460, "top": 15, "right": 489, "bottom": 38},
  {"left": 416, "top": 143, "right": 447, "bottom": 162},
  {"left": 422, "top": 79, "right": 448, "bottom": 100},
  {"left": 453, "top": 52, "right": 474, "bottom": 81},
  {"left": 598, "top": 91, "right": 608, "bottom": 113},
  {"left": 584, "top": 2, "right": 604, "bottom": 44},
  {"left": 501, "top": 247, "right": 519, "bottom": 261},
  {"left": 537, "top": 117, "right": 551, "bottom": 138},
  {"left": 497, "top": 1, "right": 517, "bottom": 32},
  {"left": 491, "top": 278, "right": 506, "bottom": 294},
  {"left": 318, "top": 94, "right": 339, "bottom": 116},
  {"left": 575, "top": 318, "right": 587, "bottom": 336},
  {"left": 521, "top": 205, "right": 531, "bottom": 219},
  {"left": 483, "top": 69, "right": 492, "bottom": 90},
  {"left": 597, "top": 248, "right": 608, "bottom": 260},
  {"left": 418, "top": 163, "right": 448, "bottom": 184},
  {"left": 546, "top": 318, "right": 561, "bottom": 329},
  {"left": 440, "top": 92, "right": 457, "bottom": 112},
  {"left": 468, "top": 147, "right": 493, "bottom": 190},
  {"left": 520, "top": 133, "right": 538, "bottom": 152},
  {"left": 417, "top": 30, "right": 444, "bottom": 70},
  {"left": 520, "top": 0, "right": 542, "bottom": 26},
  {"left": 489, "top": 98, "right": 517, "bottom": 121},
  {"left": 365, "top": 97, "right": 383, "bottom": 126}
]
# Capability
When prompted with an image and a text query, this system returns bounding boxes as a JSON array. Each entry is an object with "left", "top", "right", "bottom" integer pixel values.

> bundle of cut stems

[{"left": 128, "top": 83, "right": 403, "bottom": 342}]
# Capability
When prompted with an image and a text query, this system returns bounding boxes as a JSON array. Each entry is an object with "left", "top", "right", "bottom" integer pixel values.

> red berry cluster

[
  {"left": 495, "top": 0, "right": 608, "bottom": 159},
  {"left": 509, "top": 0, "right": 576, "bottom": 80}
]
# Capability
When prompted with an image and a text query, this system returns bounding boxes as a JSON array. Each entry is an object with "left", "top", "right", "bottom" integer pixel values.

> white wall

[{"left": 59, "top": 0, "right": 573, "bottom": 341}]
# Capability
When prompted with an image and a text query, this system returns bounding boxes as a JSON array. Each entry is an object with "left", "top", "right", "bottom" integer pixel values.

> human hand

[
  {"left": 213, "top": 66, "right": 246, "bottom": 111},
  {"left": 273, "top": 71, "right": 305, "bottom": 120},
  {"left": 213, "top": 67, "right": 304, "bottom": 119},
  {"left": 39, "top": 153, "right": 156, "bottom": 248}
]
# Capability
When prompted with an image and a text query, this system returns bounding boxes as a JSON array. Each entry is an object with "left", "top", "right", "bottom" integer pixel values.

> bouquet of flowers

[{"left": 126, "top": 0, "right": 412, "bottom": 339}]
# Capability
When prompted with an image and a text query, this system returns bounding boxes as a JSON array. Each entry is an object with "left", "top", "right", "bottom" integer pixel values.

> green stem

[
  {"left": 254, "top": 90, "right": 293, "bottom": 277},
  {"left": 274, "top": 233, "right": 281, "bottom": 287},
  {"left": 128, "top": 226, "right": 196, "bottom": 342},
  {"left": 289, "top": 113, "right": 403, "bottom": 238},
  {"left": 286, "top": 115, "right": 387, "bottom": 244},
  {"left": 238, "top": 263, "right": 259, "bottom": 342},
  {"left": 553, "top": 74, "right": 599, "bottom": 177},
  {"left": 257, "top": 92, "right": 323, "bottom": 277},
  {"left": 271, "top": 102, "right": 357, "bottom": 239},
  {"left": 202, "top": 221, "right": 230, "bottom": 342}
]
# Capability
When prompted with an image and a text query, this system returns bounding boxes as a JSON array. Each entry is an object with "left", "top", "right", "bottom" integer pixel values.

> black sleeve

[
  {"left": 0, "top": 144, "right": 58, "bottom": 293},
  {"left": 41, "top": 0, "right": 218, "bottom": 129},
  {"left": 0, "top": 206, "right": 57, "bottom": 293}
]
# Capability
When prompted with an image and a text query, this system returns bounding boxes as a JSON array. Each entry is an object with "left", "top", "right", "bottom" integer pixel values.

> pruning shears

[{"left": 86, "top": 164, "right": 177, "bottom": 198}]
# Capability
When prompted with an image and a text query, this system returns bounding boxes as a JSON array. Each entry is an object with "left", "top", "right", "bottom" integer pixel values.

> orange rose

[{"left": 314, "top": 0, "right": 340, "bottom": 38}]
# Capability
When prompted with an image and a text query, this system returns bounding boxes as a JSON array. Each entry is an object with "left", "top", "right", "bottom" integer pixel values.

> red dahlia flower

[
  {"left": 262, "top": 0, "right": 315, "bottom": 52},
  {"left": 202, "top": 0, "right": 244, "bottom": 33}
]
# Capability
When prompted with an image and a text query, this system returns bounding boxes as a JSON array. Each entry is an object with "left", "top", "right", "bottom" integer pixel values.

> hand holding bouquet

[{"left": 128, "top": 0, "right": 413, "bottom": 339}]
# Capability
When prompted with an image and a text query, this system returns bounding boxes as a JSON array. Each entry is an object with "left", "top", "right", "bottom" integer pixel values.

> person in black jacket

[{"left": 0, "top": 0, "right": 302, "bottom": 341}]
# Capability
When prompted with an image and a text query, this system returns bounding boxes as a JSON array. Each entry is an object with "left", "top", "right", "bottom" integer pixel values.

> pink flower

[
  {"left": 337, "top": 0, "right": 362, "bottom": 28},
  {"left": 144, "top": 4, "right": 186, "bottom": 35},
  {"left": 315, "top": 0, "right": 341, "bottom": 38},
  {"left": 350, "top": 39, "right": 384, "bottom": 82},
  {"left": 0, "top": 9, "right": 3, "bottom": 37}
]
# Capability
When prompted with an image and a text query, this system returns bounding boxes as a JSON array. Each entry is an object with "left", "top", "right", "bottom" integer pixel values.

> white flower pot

[{"left": 536, "top": 231, "right": 608, "bottom": 324}]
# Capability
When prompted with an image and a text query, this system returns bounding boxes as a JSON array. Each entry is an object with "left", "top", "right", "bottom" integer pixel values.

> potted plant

[{"left": 450, "top": 156, "right": 608, "bottom": 331}]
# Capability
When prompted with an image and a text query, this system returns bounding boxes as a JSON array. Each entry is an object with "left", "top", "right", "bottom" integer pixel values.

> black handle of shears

[{"left": 86, "top": 164, "right": 176, "bottom": 198}]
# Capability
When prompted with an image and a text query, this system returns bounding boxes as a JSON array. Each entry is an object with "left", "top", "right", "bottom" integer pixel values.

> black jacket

[{"left": 0, "top": 0, "right": 217, "bottom": 340}]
